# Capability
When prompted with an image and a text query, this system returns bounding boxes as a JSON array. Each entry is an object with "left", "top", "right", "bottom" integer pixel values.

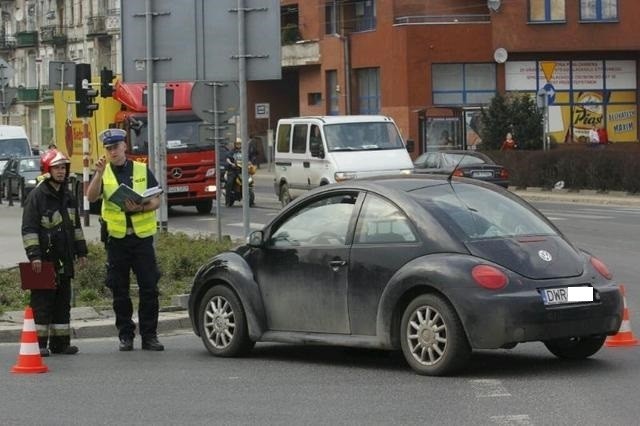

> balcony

[
  {"left": 15, "top": 31, "right": 38, "bottom": 48},
  {"left": 394, "top": 14, "right": 490, "bottom": 25},
  {"left": 281, "top": 40, "right": 320, "bottom": 67},
  {"left": 0, "top": 34, "right": 16, "bottom": 51},
  {"left": 86, "top": 15, "right": 108, "bottom": 38},
  {"left": 40, "top": 25, "right": 68, "bottom": 46},
  {"left": 40, "top": 87, "right": 53, "bottom": 102},
  {"left": 106, "top": 9, "right": 121, "bottom": 33},
  {"left": 17, "top": 88, "right": 39, "bottom": 103}
]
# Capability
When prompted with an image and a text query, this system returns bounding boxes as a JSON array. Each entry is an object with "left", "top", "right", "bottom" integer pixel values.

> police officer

[
  {"left": 86, "top": 129, "right": 164, "bottom": 352},
  {"left": 21, "top": 149, "right": 88, "bottom": 357}
]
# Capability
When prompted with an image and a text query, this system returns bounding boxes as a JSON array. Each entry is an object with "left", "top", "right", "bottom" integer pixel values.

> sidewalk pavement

[
  {"left": 1, "top": 169, "right": 639, "bottom": 344},
  {"left": 0, "top": 295, "right": 192, "bottom": 344}
]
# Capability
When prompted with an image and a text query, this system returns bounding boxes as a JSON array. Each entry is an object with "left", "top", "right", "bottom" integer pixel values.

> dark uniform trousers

[
  {"left": 31, "top": 276, "right": 72, "bottom": 351},
  {"left": 106, "top": 234, "right": 160, "bottom": 340}
]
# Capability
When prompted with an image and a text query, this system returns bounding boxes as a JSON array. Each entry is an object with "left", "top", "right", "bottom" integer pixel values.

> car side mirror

[
  {"left": 405, "top": 139, "right": 415, "bottom": 153},
  {"left": 248, "top": 230, "right": 264, "bottom": 247},
  {"left": 310, "top": 139, "right": 324, "bottom": 159}
]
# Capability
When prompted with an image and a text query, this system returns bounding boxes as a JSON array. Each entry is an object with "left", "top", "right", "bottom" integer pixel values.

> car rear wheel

[
  {"left": 198, "top": 285, "right": 254, "bottom": 357},
  {"left": 400, "top": 294, "right": 470, "bottom": 376},
  {"left": 544, "top": 336, "right": 606, "bottom": 359}
]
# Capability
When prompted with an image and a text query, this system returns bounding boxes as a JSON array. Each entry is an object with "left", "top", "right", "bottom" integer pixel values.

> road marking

[
  {"left": 544, "top": 216, "right": 566, "bottom": 221},
  {"left": 490, "top": 414, "right": 533, "bottom": 425},
  {"left": 227, "top": 222, "right": 266, "bottom": 229},
  {"left": 469, "top": 379, "right": 511, "bottom": 397}
]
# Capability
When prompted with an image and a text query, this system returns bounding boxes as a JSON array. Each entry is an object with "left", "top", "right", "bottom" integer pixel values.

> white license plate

[
  {"left": 168, "top": 185, "right": 189, "bottom": 193},
  {"left": 541, "top": 286, "right": 594, "bottom": 305},
  {"left": 472, "top": 171, "right": 493, "bottom": 178}
]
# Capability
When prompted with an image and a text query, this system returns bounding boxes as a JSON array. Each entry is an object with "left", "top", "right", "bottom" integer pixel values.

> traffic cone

[
  {"left": 606, "top": 284, "right": 639, "bottom": 347},
  {"left": 10, "top": 306, "right": 49, "bottom": 374}
]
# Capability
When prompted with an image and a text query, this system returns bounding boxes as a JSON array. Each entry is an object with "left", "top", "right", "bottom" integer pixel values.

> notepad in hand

[
  {"left": 19, "top": 262, "right": 56, "bottom": 290},
  {"left": 108, "top": 184, "right": 163, "bottom": 210}
]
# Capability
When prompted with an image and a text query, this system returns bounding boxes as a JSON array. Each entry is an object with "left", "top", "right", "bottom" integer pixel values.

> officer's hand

[
  {"left": 124, "top": 198, "right": 143, "bottom": 213},
  {"left": 77, "top": 256, "right": 88, "bottom": 269},
  {"left": 95, "top": 155, "right": 107, "bottom": 173},
  {"left": 31, "top": 259, "right": 42, "bottom": 273}
]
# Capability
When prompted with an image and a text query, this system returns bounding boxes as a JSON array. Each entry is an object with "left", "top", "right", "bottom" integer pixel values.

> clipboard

[{"left": 19, "top": 262, "right": 57, "bottom": 290}]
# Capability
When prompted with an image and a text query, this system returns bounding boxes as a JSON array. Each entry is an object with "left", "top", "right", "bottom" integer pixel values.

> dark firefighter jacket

[{"left": 21, "top": 180, "right": 88, "bottom": 278}]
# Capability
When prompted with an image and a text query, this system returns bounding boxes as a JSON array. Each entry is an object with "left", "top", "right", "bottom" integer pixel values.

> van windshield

[
  {"left": 0, "top": 138, "right": 31, "bottom": 158},
  {"left": 323, "top": 122, "right": 404, "bottom": 152}
]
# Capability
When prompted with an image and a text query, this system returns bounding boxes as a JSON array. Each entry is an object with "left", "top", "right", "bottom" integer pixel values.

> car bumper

[{"left": 449, "top": 283, "right": 623, "bottom": 349}]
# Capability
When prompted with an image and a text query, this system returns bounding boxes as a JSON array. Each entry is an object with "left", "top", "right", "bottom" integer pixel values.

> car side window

[
  {"left": 270, "top": 193, "right": 358, "bottom": 247},
  {"left": 292, "top": 124, "right": 308, "bottom": 154},
  {"left": 276, "top": 124, "right": 291, "bottom": 153},
  {"left": 354, "top": 194, "right": 417, "bottom": 244}
]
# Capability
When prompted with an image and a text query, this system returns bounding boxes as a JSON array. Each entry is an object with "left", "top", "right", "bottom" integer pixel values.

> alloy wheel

[
  {"left": 406, "top": 305, "right": 447, "bottom": 366},
  {"left": 203, "top": 295, "right": 236, "bottom": 349}
]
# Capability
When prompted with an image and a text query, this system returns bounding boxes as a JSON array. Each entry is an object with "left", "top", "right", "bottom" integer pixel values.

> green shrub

[{"left": 0, "top": 232, "right": 233, "bottom": 314}]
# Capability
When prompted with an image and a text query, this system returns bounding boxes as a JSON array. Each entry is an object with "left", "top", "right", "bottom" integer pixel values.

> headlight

[
  {"left": 27, "top": 179, "right": 37, "bottom": 185},
  {"left": 204, "top": 185, "right": 217, "bottom": 193},
  {"left": 334, "top": 172, "right": 357, "bottom": 182},
  {"left": 400, "top": 169, "right": 413, "bottom": 175},
  {"left": 205, "top": 168, "right": 215, "bottom": 178}
]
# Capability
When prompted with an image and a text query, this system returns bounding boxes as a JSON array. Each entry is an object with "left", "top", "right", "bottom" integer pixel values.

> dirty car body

[{"left": 188, "top": 175, "right": 622, "bottom": 375}]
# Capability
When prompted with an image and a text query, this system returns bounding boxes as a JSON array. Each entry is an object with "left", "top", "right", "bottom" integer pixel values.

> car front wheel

[
  {"left": 400, "top": 294, "right": 470, "bottom": 376},
  {"left": 544, "top": 336, "right": 606, "bottom": 359},
  {"left": 198, "top": 285, "right": 254, "bottom": 357}
]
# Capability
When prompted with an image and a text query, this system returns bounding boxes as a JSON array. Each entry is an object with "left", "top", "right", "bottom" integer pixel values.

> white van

[
  {"left": 0, "top": 126, "right": 33, "bottom": 172},
  {"left": 274, "top": 115, "right": 414, "bottom": 205}
]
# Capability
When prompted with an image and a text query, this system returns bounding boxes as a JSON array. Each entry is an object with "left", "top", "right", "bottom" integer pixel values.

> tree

[{"left": 479, "top": 93, "right": 544, "bottom": 150}]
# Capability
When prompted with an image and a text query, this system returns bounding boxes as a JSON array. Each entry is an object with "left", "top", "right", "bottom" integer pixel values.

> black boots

[
  {"left": 141, "top": 337, "right": 164, "bottom": 351},
  {"left": 119, "top": 337, "right": 134, "bottom": 351},
  {"left": 51, "top": 345, "right": 79, "bottom": 355}
]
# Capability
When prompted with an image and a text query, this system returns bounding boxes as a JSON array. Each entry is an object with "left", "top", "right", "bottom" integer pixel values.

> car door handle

[
  {"left": 329, "top": 260, "right": 347, "bottom": 271},
  {"left": 303, "top": 161, "right": 310, "bottom": 168}
]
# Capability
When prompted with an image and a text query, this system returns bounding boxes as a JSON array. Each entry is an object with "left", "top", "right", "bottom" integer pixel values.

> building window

[
  {"left": 325, "top": 1, "right": 338, "bottom": 35},
  {"left": 326, "top": 70, "right": 339, "bottom": 115},
  {"left": 308, "top": 92, "right": 322, "bottom": 106},
  {"left": 580, "top": 0, "right": 618, "bottom": 21},
  {"left": 432, "top": 63, "right": 496, "bottom": 106},
  {"left": 344, "top": 0, "right": 376, "bottom": 32},
  {"left": 357, "top": 68, "right": 380, "bottom": 114},
  {"left": 529, "top": 0, "right": 566, "bottom": 22}
]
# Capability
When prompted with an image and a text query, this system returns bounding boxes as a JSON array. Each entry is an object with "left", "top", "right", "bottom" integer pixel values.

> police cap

[{"left": 99, "top": 128, "right": 127, "bottom": 146}]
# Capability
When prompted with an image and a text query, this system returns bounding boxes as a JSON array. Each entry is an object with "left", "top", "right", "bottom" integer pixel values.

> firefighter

[
  {"left": 21, "top": 149, "right": 88, "bottom": 357},
  {"left": 86, "top": 128, "right": 164, "bottom": 352}
]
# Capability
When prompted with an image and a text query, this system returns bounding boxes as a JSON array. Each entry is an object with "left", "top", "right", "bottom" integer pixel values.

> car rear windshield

[
  {"left": 411, "top": 183, "right": 558, "bottom": 240},
  {"left": 442, "top": 153, "right": 489, "bottom": 167}
]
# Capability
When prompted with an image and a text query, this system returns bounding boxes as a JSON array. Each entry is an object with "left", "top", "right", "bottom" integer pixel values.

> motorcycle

[{"left": 223, "top": 160, "right": 256, "bottom": 207}]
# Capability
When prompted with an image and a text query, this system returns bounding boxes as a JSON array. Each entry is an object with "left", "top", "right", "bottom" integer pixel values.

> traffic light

[
  {"left": 74, "top": 63, "right": 99, "bottom": 117},
  {"left": 100, "top": 67, "right": 114, "bottom": 97}
]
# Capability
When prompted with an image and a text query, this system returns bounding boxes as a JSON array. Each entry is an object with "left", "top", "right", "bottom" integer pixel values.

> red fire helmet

[{"left": 40, "top": 149, "right": 70, "bottom": 174}]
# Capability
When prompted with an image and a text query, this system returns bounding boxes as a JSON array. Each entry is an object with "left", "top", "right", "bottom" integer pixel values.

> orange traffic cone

[
  {"left": 11, "top": 306, "right": 49, "bottom": 374},
  {"left": 606, "top": 284, "right": 639, "bottom": 347}
]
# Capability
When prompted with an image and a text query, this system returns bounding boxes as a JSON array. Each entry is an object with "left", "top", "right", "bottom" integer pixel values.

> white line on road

[
  {"left": 470, "top": 379, "right": 511, "bottom": 397},
  {"left": 490, "top": 414, "right": 533, "bottom": 425}
]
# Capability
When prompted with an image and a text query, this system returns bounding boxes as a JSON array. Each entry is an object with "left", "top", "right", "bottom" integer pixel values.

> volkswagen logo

[
  {"left": 538, "top": 250, "right": 552, "bottom": 262},
  {"left": 171, "top": 168, "right": 182, "bottom": 179}
]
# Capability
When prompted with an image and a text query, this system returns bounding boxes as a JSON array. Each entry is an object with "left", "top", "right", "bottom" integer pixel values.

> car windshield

[
  {"left": 412, "top": 183, "right": 557, "bottom": 240},
  {"left": 323, "top": 122, "right": 404, "bottom": 152},
  {"left": 130, "top": 121, "right": 213, "bottom": 154},
  {"left": 19, "top": 158, "right": 40, "bottom": 172},
  {"left": 442, "top": 153, "right": 488, "bottom": 167},
  {"left": 0, "top": 138, "right": 31, "bottom": 158}
]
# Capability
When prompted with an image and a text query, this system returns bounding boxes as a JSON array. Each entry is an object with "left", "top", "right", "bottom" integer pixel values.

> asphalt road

[{"left": 1, "top": 332, "right": 639, "bottom": 425}]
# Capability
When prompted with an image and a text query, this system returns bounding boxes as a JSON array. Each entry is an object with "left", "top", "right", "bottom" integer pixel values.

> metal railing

[{"left": 395, "top": 14, "right": 490, "bottom": 25}]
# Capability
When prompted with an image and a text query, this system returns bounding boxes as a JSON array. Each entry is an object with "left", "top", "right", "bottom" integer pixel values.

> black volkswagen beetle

[{"left": 188, "top": 175, "right": 622, "bottom": 375}]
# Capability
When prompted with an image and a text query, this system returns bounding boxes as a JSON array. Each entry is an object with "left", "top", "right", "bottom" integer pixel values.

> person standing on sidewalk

[
  {"left": 21, "top": 149, "right": 88, "bottom": 357},
  {"left": 86, "top": 128, "right": 164, "bottom": 352}
]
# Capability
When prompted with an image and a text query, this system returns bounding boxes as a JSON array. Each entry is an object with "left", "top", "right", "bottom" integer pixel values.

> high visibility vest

[{"left": 101, "top": 161, "right": 157, "bottom": 238}]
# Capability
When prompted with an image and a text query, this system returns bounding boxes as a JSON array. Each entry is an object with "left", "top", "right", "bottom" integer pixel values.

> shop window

[
  {"left": 356, "top": 68, "right": 380, "bottom": 114},
  {"left": 529, "top": 0, "right": 566, "bottom": 22},
  {"left": 432, "top": 63, "right": 496, "bottom": 106}
]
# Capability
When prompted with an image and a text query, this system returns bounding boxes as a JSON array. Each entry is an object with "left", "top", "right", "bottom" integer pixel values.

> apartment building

[
  {"left": 0, "top": 0, "right": 120, "bottom": 148},
  {"left": 262, "top": 0, "right": 639, "bottom": 155}
]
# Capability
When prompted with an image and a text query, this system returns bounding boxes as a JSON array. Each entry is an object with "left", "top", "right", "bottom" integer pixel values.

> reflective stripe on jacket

[{"left": 101, "top": 161, "right": 156, "bottom": 238}]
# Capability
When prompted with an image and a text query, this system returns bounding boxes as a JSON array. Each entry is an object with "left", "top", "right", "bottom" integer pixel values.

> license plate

[
  {"left": 472, "top": 171, "right": 493, "bottom": 178},
  {"left": 541, "top": 286, "right": 594, "bottom": 305},
  {"left": 168, "top": 185, "right": 189, "bottom": 193}
]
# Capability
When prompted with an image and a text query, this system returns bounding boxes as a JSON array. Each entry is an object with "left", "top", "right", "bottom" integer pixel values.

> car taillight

[
  {"left": 590, "top": 256, "right": 612, "bottom": 280},
  {"left": 452, "top": 168, "right": 464, "bottom": 177},
  {"left": 471, "top": 265, "right": 508, "bottom": 290},
  {"left": 499, "top": 168, "right": 509, "bottom": 179}
]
